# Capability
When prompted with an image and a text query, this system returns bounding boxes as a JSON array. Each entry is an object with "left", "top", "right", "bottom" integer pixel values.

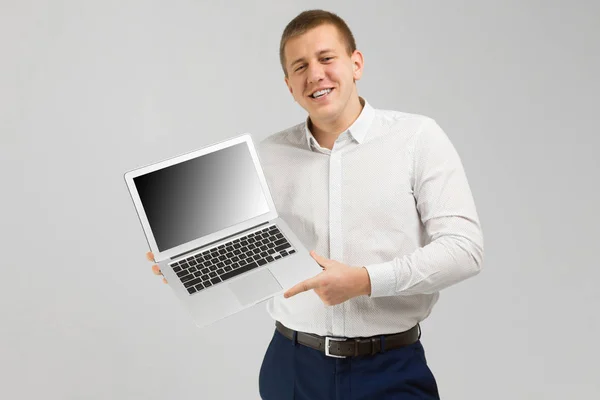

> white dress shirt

[{"left": 258, "top": 98, "right": 484, "bottom": 337}]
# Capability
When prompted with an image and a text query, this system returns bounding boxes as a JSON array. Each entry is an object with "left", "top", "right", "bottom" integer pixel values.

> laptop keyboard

[{"left": 169, "top": 225, "right": 296, "bottom": 295}]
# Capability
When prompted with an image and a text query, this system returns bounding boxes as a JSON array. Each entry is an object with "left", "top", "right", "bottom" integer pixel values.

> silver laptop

[{"left": 124, "top": 133, "right": 323, "bottom": 328}]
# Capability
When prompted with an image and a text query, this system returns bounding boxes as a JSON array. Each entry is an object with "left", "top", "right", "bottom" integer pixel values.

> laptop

[{"left": 124, "top": 133, "right": 323, "bottom": 328}]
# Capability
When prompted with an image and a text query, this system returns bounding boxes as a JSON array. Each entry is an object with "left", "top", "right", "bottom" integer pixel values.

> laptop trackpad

[{"left": 228, "top": 269, "right": 282, "bottom": 306}]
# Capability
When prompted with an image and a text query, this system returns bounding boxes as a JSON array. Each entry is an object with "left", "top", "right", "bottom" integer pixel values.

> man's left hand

[{"left": 283, "top": 250, "right": 372, "bottom": 306}]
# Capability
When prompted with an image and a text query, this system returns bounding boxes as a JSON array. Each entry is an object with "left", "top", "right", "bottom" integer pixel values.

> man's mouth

[{"left": 309, "top": 88, "right": 333, "bottom": 99}]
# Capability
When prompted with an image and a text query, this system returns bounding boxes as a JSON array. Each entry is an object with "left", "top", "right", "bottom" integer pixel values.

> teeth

[{"left": 312, "top": 88, "right": 331, "bottom": 98}]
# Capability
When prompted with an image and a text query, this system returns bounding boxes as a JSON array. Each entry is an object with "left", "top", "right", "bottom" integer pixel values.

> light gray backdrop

[{"left": 1, "top": 1, "right": 598, "bottom": 399}]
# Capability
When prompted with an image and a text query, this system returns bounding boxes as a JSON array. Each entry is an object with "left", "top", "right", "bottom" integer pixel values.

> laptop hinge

[{"left": 169, "top": 221, "right": 271, "bottom": 261}]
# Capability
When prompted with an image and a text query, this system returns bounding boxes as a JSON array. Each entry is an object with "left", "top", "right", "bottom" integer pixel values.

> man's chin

[{"left": 307, "top": 102, "right": 336, "bottom": 118}]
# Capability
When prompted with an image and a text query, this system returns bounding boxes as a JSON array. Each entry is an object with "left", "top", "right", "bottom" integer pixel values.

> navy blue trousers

[{"left": 259, "top": 328, "right": 440, "bottom": 399}]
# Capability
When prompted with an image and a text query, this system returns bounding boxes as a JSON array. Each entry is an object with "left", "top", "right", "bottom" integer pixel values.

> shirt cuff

[{"left": 363, "top": 261, "right": 397, "bottom": 297}]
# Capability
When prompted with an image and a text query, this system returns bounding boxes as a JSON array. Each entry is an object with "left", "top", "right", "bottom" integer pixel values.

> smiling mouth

[{"left": 309, "top": 88, "right": 333, "bottom": 99}]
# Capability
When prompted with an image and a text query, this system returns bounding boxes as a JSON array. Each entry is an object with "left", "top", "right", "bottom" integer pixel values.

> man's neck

[{"left": 309, "top": 96, "right": 364, "bottom": 150}]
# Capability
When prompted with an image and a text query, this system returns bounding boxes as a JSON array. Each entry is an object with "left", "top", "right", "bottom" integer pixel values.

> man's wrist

[{"left": 358, "top": 266, "right": 372, "bottom": 297}]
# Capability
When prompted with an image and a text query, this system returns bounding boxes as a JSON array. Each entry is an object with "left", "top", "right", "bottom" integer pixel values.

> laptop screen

[{"left": 133, "top": 142, "right": 270, "bottom": 252}]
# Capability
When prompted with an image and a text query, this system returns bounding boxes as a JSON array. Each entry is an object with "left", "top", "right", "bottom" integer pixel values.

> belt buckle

[{"left": 325, "top": 336, "right": 347, "bottom": 358}]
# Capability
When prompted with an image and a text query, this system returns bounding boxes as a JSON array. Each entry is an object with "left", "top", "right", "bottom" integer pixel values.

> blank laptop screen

[{"left": 134, "top": 142, "right": 270, "bottom": 252}]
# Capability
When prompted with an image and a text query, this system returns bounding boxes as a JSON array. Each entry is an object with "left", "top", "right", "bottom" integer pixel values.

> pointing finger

[
  {"left": 146, "top": 252, "right": 155, "bottom": 262},
  {"left": 284, "top": 275, "right": 320, "bottom": 298}
]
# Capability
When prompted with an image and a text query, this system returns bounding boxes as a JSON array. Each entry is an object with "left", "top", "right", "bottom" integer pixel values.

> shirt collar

[{"left": 303, "top": 97, "right": 375, "bottom": 150}]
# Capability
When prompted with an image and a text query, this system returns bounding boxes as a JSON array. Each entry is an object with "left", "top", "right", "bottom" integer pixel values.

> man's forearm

[{"left": 364, "top": 216, "right": 484, "bottom": 297}]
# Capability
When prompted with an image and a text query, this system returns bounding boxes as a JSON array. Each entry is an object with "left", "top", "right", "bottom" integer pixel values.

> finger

[
  {"left": 152, "top": 264, "right": 163, "bottom": 276},
  {"left": 162, "top": 277, "right": 168, "bottom": 284},
  {"left": 310, "top": 250, "right": 330, "bottom": 269},
  {"left": 146, "top": 252, "right": 155, "bottom": 262},
  {"left": 284, "top": 275, "right": 320, "bottom": 298}
]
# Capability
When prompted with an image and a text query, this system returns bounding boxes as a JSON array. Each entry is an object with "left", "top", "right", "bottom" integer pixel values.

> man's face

[{"left": 284, "top": 24, "right": 363, "bottom": 124}]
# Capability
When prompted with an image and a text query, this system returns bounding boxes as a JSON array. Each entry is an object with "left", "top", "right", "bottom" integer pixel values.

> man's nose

[{"left": 306, "top": 63, "right": 325, "bottom": 83}]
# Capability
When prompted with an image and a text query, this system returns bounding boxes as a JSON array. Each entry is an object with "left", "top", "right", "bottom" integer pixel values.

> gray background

[{"left": 1, "top": 0, "right": 598, "bottom": 399}]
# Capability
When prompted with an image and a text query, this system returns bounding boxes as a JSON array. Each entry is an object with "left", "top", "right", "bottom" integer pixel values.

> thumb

[{"left": 310, "top": 250, "right": 330, "bottom": 269}]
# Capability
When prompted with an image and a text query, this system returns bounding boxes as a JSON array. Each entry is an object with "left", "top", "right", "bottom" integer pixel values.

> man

[{"left": 149, "top": 9, "right": 483, "bottom": 400}]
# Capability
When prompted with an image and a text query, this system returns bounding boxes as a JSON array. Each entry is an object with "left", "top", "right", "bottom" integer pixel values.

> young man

[{"left": 150, "top": 9, "right": 483, "bottom": 400}]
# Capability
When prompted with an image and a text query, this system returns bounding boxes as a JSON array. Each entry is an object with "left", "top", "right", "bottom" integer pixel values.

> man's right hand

[{"left": 147, "top": 252, "right": 168, "bottom": 284}]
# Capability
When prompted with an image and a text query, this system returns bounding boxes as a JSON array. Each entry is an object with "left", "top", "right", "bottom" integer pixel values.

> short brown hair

[{"left": 279, "top": 10, "right": 357, "bottom": 76}]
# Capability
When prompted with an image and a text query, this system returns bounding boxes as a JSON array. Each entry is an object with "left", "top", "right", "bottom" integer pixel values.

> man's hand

[
  {"left": 147, "top": 252, "right": 168, "bottom": 284},
  {"left": 283, "top": 250, "right": 371, "bottom": 306}
]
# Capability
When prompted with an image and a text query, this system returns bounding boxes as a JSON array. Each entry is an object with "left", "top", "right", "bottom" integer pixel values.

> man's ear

[{"left": 351, "top": 50, "right": 364, "bottom": 81}]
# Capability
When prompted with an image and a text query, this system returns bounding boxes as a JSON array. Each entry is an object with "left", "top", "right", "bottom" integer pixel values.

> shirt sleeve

[{"left": 363, "top": 118, "right": 484, "bottom": 297}]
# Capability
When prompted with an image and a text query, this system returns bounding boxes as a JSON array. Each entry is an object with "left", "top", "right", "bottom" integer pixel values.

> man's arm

[{"left": 364, "top": 118, "right": 484, "bottom": 297}]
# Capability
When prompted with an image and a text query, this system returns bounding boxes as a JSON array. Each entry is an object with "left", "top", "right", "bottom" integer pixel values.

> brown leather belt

[{"left": 275, "top": 321, "right": 420, "bottom": 358}]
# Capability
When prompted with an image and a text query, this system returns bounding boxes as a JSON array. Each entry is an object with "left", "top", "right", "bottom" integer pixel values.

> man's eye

[
  {"left": 295, "top": 65, "right": 305, "bottom": 72},
  {"left": 322, "top": 57, "right": 333, "bottom": 62}
]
